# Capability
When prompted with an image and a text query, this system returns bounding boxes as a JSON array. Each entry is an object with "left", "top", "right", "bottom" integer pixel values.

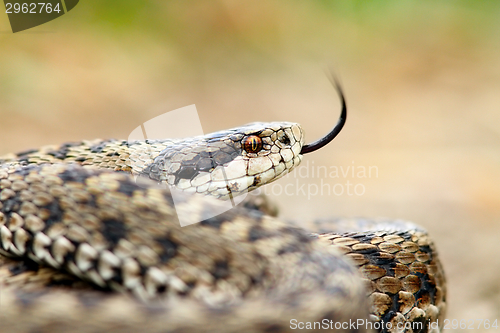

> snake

[{"left": 0, "top": 80, "right": 446, "bottom": 333}]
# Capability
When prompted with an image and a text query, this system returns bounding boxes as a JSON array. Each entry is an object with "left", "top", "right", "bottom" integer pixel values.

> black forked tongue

[{"left": 300, "top": 75, "right": 347, "bottom": 154}]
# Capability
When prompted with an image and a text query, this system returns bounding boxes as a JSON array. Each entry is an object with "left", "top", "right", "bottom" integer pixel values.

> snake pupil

[{"left": 243, "top": 135, "right": 263, "bottom": 153}]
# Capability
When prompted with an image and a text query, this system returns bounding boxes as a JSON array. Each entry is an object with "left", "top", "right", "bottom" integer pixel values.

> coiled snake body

[{"left": 0, "top": 85, "right": 446, "bottom": 333}]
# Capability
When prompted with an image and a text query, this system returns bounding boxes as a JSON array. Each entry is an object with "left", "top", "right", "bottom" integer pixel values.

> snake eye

[{"left": 243, "top": 135, "right": 263, "bottom": 153}]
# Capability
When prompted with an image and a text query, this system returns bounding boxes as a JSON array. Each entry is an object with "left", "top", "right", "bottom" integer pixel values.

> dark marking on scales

[{"left": 141, "top": 140, "right": 240, "bottom": 186}]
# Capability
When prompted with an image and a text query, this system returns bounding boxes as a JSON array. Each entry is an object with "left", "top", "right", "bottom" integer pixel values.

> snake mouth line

[{"left": 300, "top": 76, "right": 347, "bottom": 155}]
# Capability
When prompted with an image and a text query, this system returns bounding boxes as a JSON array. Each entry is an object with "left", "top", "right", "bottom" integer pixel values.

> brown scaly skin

[{"left": 0, "top": 139, "right": 446, "bottom": 333}]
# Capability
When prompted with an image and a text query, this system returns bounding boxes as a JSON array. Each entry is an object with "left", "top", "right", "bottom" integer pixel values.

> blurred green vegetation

[
  {"left": 1, "top": 0, "right": 499, "bottom": 133},
  {"left": 71, "top": 1, "right": 500, "bottom": 50},
  {"left": 1, "top": 0, "right": 499, "bottom": 121},
  {"left": 2, "top": 1, "right": 500, "bottom": 72}
]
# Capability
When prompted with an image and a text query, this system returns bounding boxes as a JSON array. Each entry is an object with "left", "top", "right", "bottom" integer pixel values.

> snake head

[
  {"left": 140, "top": 122, "right": 305, "bottom": 200},
  {"left": 138, "top": 77, "right": 346, "bottom": 200}
]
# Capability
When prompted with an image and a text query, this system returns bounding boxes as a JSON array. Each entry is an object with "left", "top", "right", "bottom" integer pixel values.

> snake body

[{"left": 0, "top": 101, "right": 446, "bottom": 332}]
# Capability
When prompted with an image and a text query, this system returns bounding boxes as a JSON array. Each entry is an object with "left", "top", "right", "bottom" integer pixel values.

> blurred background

[{"left": 1, "top": 1, "right": 499, "bottom": 330}]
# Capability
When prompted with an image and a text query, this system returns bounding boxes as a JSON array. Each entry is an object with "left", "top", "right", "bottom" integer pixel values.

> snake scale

[{"left": 0, "top": 82, "right": 446, "bottom": 333}]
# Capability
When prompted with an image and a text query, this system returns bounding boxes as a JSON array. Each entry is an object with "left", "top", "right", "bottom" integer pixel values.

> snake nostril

[{"left": 280, "top": 134, "right": 291, "bottom": 146}]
